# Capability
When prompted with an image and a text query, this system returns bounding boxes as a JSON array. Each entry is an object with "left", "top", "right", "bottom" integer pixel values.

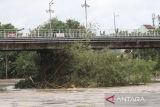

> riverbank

[
  {"left": 0, "top": 79, "right": 23, "bottom": 91},
  {"left": 0, "top": 79, "right": 22, "bottom": 85}
]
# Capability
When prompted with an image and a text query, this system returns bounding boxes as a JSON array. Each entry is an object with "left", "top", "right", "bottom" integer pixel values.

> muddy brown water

[{"left": 0, "top": 82, "right": 160, "bottom": 107}]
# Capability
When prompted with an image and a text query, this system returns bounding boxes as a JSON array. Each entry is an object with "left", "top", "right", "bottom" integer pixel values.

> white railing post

[
  {"left": 16, "top": 30, "right": 18, "bottom": 38},
  {"left": 3, "top": 28, "right": 160, "bottom": 39},
  {"left": 38, "top": 29, "right": 40, "bottom": 38},
  {"left": 4, "top": 29, "right": 6, "bottom": 38}
]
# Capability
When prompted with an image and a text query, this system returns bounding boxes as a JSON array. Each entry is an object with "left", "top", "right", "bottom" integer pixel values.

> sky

[{"left": 0, "top": 0, "right": 160, "bottom": 29}]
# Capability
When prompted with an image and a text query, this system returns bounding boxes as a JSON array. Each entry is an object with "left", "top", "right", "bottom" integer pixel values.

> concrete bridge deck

[
  {"left": 0, "top": 29, "right": 160, "bottom": 50},
  {"left": 0, "top": 36, "right": 160, "bottom": 50}
]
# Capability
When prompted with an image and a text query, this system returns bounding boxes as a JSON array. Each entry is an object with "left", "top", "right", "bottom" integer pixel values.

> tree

[
  {"left": 130, "top": 49, "right": 160, "bottom": 60},
  {"left": 40, "top": 18, "right": 66, "bottom": 29},
  {"left": 0, "top": 23, "right": 16, "bottom": 29},
  {"left": 66, "top": 19, "right": 85, "bottom": 29},
  {"left": 0, "top": 23, "right": 17, "bottom": 79},
  {"left": 15, "top": 52, "right": 37, "bottom": 78},
  {"left": 0, "top": 23, "right": 36, "bottom": 79},
  {"left": 39, "top": 18, "right": 85, "bottom": 29}
]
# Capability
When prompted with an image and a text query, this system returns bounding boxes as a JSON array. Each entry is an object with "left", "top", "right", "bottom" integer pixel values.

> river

[{"left": 0, "top": 81, "right": 160, "bottom": 107}]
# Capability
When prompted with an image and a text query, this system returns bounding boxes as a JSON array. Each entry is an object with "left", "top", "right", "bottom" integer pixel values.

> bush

[
  {"left": 15, "top": 79, "right": 35, "bottom": 89},
  {"left": 69, "top": 44, "right": 155, "bottom": 87},
  {"left": 16, "top": 43, "right": 156, "bottom": 88}
]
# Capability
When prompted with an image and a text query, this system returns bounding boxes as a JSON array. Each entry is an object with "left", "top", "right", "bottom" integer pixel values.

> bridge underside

[{"left": 0, "top": 38, "right": 160, "bottom": 51}]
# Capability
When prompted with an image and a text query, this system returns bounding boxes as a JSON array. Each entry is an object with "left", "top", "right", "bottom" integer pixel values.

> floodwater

[{"left": 0, "top": 83, "right": 160, "bottom": 107}]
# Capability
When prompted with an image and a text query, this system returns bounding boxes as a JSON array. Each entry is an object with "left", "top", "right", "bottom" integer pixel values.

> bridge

[{"left": 0, "top": 29, "right": 160, "bottom": 50}]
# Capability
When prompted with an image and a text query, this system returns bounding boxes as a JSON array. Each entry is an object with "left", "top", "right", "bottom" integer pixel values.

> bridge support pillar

[
  {"left": 35, "top": 49, "right": 71, "bottom": 88},
  {"left": 36, "top": 50, "right": 55, "bottom": 82}
]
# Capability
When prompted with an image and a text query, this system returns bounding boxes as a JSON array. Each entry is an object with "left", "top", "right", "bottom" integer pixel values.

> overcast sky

[{"left": 0, "top": 0, "right": 160, "bottom": 29}]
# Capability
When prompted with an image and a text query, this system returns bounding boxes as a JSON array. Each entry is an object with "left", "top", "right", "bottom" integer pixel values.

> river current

[{"left": 0, "top": 83, "right": 160, "bottom": 107}]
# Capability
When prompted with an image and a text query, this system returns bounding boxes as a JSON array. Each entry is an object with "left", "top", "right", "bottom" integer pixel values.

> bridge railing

[
  {"left": 27, "top": 29, "right": 97, "bottom": 38},
  {"left": 0, "top": 29, "right": 22, "bottom": 38},
  {"left": 0, "top": 29, "right": 160, "bottom": 38},
  {"left": 98, "top": 29, "right": 160, "bottom": 37}
]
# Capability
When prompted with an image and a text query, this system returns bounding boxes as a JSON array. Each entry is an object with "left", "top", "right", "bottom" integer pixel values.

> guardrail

[{"left": 0, "top": 29, "right": 160, "bottom": 38}]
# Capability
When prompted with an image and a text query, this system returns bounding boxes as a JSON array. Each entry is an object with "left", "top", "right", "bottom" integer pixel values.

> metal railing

[
  {"left": 0, "top": 29, "right": 160, "bottom": 39},
  {"left": 0, "top": 29, "right": 19, "bottom": 38},
  {"left": 28, "top": 29, "right": 96, "bottom": 38}
]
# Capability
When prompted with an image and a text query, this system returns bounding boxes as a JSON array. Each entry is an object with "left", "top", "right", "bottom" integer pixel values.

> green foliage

[
  {"left": 15, "top": 79, "right": 35, "bottom": 89},
  {"left": 0, "top": 51, "right": 37, "bottom": 79},
  {"left": 0, "top": 23, "right": 37, "bottom": 79},
  {"left": 41, "top": 18, "right": 66, "bottom": 29},
  {"left": 39, "top": 18, "right": 85, "bottom": 29},
  {"left": 0, "top": 23, "right": 17, "bottom": 79},
  {"left": 66, "top": 19, "right": 85, "bottom": 29},
  {"left": 0, "top": 23, "right": 16, "bottom": 29},
  {"left": 68, "top": 44, "right": 155, "bottom": 87},
  {"left": 0, "top": 20, "right": 155, "bottom": 89},
  {"left": 15, "top": 43, "right": 156, "bottom": 89},
  {"left": 15, "top": 52, "right": 37, "bottom": 78},
  {"left": 130, "top": 49, "right": 160, "bottom": 60},
  {"left": 0, "top": 52, "right": 18, "bottom": 79}
]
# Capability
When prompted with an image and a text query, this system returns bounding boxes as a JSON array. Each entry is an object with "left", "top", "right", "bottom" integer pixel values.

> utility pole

[
  {"left": 46, "top": 0, "right": 54, "bottom": 30},
  {"left": 82, "top": 0, "right": 90, "bottom": 28},
  {"left": 5, "top": 53, "right": 8, "bottom": 79},
  {"left": 158, "top": 15, "right": 160, "bottom": 28},
  {"left": 113, "top": 12, "right": 119, "bottom": 34},
  {"left": 152, "top": 13, "right": 156, "bottom": 27}
]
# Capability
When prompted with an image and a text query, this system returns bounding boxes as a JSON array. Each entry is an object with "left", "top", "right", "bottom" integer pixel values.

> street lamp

[
  {"left": 152, "top": 13, "right": 156, "bottom": 27},
  {"left": 158, "top": 15, "right": 160, "bottom": 28},
  {"left": 113, "top": 12, "right": 119, "bottom": 34},
  {"left": 82, "top": 0, "right": 90, "bottom": 28},
  {"left": 5, "top": 54, "right": 8, "bottom": 79},
  {"left": 46, "top": 0, "right": 54, "bottom": 30}
]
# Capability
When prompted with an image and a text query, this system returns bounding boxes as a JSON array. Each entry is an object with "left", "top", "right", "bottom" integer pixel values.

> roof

[{"left": 143, "top": 25, "right": 155, "bottom": 29}]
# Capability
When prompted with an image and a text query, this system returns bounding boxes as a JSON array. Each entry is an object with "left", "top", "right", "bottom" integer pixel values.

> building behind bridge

[{"left": 138, "top": 24, "right": 155, "bottom": 33}]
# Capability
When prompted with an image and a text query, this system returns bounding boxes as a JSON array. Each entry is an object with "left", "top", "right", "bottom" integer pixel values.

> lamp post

[
  {"left": 82, "top": 0, "right": 90, "bottom": 28},
  {"left": 152, "top": 13, "right": 156, "bottom": 27},
  {"left": 5, "top": 54, "right": 8, "bottom": 79},
  {"left": 46, "top": 0, "right": 54, "bottom": 30},
  {"left": 113, "top": 12, "right": 119, "bottom": 34},
  {"left": 158, "top": 15, "right": 160, "bottom": 28}
]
